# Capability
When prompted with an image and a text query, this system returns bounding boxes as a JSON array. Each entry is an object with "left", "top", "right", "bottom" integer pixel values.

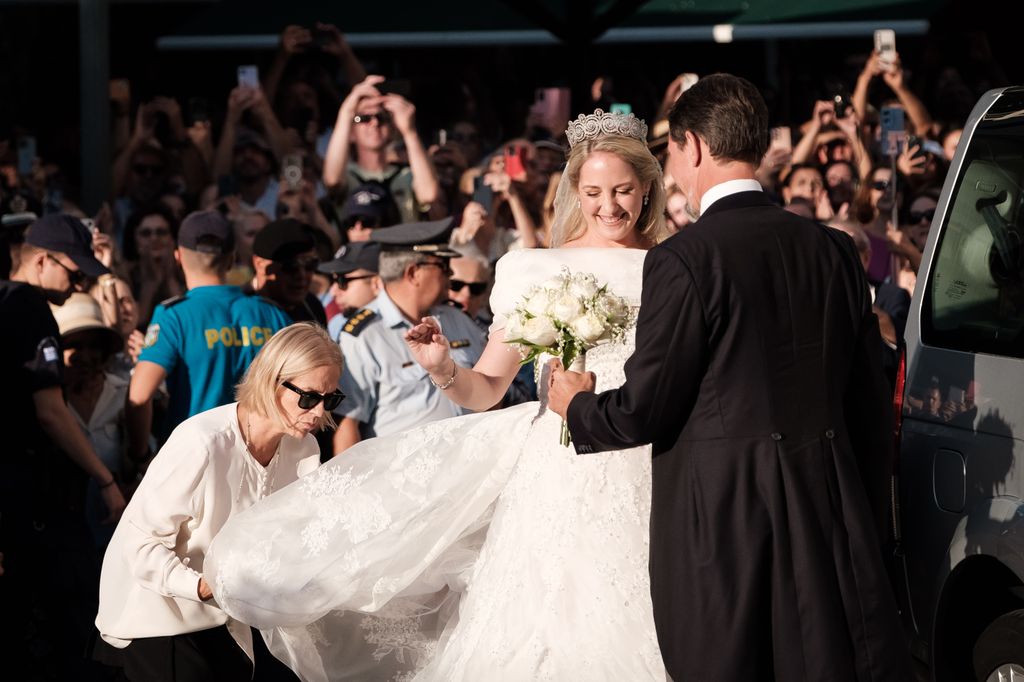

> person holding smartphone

[
  {"left": 851, "top": 43, "right": 933, "bottom": 138},
  {"left": 323, "top": 75, "right": 442, "bottom": 224}
]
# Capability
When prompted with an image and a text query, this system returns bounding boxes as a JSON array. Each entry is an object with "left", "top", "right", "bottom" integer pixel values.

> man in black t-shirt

[{"left": 0, "top": 213, "right": 126, "bottom": 678}]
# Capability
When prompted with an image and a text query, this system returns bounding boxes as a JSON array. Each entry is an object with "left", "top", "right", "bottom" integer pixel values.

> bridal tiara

[{"left": 565, "top": 109, "right": 649, "bottom": 149}]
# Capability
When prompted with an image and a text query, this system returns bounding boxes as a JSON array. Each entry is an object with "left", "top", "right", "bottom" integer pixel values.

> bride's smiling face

[{"left": 577, "top": 151, "right": 647, "bottom": 246}]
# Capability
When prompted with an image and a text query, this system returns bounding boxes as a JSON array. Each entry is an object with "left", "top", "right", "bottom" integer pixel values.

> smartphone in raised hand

[
  {"left": 237, "top": 65, "right": 260, "bottom": 89},
  {"left": 16, "top": 136, "right": 37, "bottom": 177},
  {"left": 472, "top": 174, "right": 494, "bottom": 207},
  {"left": 880, "top": 106, "right": 906, "bottom": 156},
  {"left": 503, "top": 146, "right": 527, "bottom": 182},
  {"left": 188, "top": 96, "right": 209, "bottom": 125},
  {"left": 874, "top": 29, "right": 896, "bottom": 71},
  {"left": 769, "top": 126, "right": 792, "bottom": 153},
  {"left": 534, "top": 87, "right": 571, "bottom": 132},
  {"left": 379, "top": 79, "right": 412, "bottom": 99},
  {"left": 282, "top": 153, "right": 304, "bottom": 191}
]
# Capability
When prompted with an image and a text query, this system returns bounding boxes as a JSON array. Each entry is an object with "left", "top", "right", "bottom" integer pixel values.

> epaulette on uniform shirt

[
  {"left": 342, "top": 308, "right": 378, "bottom": 337},
  {"left": 159, "top": 294, "right": 187, "bottom": 308}
]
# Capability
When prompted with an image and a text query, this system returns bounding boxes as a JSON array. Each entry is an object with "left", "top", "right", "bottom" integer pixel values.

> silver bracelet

[{"left": 429, "top": 361, "right": 457, "bottom": 390}]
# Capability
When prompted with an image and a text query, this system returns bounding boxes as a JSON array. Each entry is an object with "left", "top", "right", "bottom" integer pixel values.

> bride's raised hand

[{"left": 404, "top": 316, "right": 452, "bottom": 374}]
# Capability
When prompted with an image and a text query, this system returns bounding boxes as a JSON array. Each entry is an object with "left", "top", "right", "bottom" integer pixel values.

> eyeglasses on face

[
  {"left": 909, "top": 208, "right": 935, "bottom": 223},
  {"left": 47, "top": 254, "right": 86, "bottom": 286},
  {"left": 870, "top": 180, "right": 890, "bottom": 191},
  {"left": 352, "top": 112, "right": 391, "bottom": 126},
  {"left": 282, "top": 381, "right": 345, "bottom": 411},
  {"left": 415, "top": 260, "right": 454, "bottom": 277},
  {"left": 449, "top": 279, "right": 487, "bottom": 296},
  {"left": 333, "top": 273, "right": 377, "bottom": 289},
  {"left": 279, "top": 257, "right": 320, "bottom": 275}
]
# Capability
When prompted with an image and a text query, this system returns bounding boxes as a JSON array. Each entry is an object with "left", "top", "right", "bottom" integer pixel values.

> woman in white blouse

[{"left": 94, "top": 322, "right": 343, "bottom": 681}]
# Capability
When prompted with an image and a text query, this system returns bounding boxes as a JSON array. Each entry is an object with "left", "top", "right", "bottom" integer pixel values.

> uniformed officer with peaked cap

[{"left": 333, "top": 218, "right": 486, "bottom": 455}]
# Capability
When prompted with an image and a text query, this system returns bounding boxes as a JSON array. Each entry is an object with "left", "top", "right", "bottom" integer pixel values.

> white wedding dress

[{"left": 205, "top": 247, "right": 666, "bottom": 681}]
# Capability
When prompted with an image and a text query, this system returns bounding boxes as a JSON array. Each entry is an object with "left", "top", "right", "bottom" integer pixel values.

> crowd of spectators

[{"left": 0, "top": 20, "right": 1008, "bottom": 681}]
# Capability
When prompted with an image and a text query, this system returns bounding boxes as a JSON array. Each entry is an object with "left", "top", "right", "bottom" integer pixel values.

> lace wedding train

[{"left": 205, "top": 248, "right": 666, "bottom": 681}]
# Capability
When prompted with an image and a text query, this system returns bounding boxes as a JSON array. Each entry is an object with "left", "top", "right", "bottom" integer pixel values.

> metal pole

[
  {"left": 79, "top": 0, "right": 110, "bottom": 215},
  {"left": 890, "top": 151, "right": 900, "bottom": 282}
]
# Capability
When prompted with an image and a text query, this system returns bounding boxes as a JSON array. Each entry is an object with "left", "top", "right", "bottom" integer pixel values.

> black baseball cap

[
  {"left": 24, "top": 213, "right": 109, "bottom": 277},
  {"left": 318, "top": 241, "right": 381, "bottom": 275},
  {"left": 178, "top": 210, "right": 235, "bottom": 255},
  {"left": 340, "top": 184, "right": 389, "bottom": 225},
  {"left": 253, "top": 218, "right": 316, "bottom": 261},
  {"left": 370, "top": 217, "right": 459, "bottom": 258}
]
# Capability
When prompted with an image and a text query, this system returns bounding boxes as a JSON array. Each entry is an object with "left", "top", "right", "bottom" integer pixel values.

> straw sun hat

[{"left": 51, "top": 292, "right": 124, "bottom": 355}]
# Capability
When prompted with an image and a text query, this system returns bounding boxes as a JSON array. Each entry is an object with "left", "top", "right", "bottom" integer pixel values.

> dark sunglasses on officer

[{"left": 332, "top": 273, "right": 377, "bottom": 290}]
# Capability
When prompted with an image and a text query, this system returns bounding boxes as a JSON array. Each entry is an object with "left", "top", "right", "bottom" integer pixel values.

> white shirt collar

[{"left": 699, "top": 179, "right": 763, "bottom": 216}]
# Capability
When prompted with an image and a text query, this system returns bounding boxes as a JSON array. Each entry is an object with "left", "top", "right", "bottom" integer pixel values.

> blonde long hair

[
  {"left": 549, "top": 135, "right": 668, "bottom": 247},
  {"left": 236, "top": 322, "right": 344, "bottom": 431}
]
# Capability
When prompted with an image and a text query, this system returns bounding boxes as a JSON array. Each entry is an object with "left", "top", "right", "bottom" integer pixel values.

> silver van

[{"left": 897, "top": 85, "right": 1024, "bottom": 681}]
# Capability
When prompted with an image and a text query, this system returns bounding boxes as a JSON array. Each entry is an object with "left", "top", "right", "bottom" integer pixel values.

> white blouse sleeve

[{"left": 120, "top": 424, "right": 209, "bottom": 602}]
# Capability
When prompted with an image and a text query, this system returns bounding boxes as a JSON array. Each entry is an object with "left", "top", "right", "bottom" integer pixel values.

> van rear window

[{"left": 923, "top": 114, "right": 1024, "bottom": 357}]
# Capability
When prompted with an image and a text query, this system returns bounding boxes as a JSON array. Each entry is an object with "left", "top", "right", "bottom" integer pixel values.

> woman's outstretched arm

[{"left": 406, "top": 317, "right": 524, "bottom": 411}]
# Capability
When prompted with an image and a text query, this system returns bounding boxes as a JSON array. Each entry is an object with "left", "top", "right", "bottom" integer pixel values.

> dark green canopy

[{"left": 158, "top": 0, "right": 946, "bottom": 50}]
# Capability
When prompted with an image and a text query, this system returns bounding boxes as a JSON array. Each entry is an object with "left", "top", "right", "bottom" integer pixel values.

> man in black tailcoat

[{"left": 550, "top": 73, "right": 912, "bottom": 680}]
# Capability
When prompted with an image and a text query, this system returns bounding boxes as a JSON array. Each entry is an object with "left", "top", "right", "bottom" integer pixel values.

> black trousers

[
  {"left": 93, "top": 625, "right": 299, "bottom": 682},
  {"left": 98, "top": 625, "right": 252, "bottom": 682}
]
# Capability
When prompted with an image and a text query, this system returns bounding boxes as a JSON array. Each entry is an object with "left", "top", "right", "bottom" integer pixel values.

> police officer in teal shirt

[
  {"left": 129, "top": 210, "right": 291, "bottom": 448},
  {"left": 333, "top": 218, "right": 485, "bottom": 455}
]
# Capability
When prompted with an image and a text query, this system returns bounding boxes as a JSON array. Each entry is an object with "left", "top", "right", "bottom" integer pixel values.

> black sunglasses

[
  {"left": 282, "top": 381, "right": 345, "bottom": 411},
  {"left": 909, "top": 208, "right": 935, "bottom": 223},
  {"left": 352, "top": 112, "right": 391, "bottom": 126},
  {"left": 47, "top": 255, "right": 87, "bottom": 286},
  {"left": 333, "top": 273, "right": 377, "bottom": 289},
  {"left": 870, "top": 180, "right": 890, "bottom": 191},
  {"left": 279, "top": 257, "right": 320, "bottom": 275},
  {"left": 449, "top": 279, "right": 487, "bottom": 296}
]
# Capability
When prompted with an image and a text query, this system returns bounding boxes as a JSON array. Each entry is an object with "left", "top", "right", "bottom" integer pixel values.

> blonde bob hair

[
  {"left": 236, "top": 322, "right": 344, "bottom": 431},
  {"left": 549, "top": 134, "right": 669, "bottom": 247}
]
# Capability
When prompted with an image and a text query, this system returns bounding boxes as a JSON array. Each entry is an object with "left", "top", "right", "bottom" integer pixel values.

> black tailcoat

[{"left": 568, "top": 191, "right": 911, "bottom": 680}]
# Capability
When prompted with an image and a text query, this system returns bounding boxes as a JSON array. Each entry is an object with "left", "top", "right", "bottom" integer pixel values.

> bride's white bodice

[{"left": 489, "top": 247, "right": 646, "bottom": 393}]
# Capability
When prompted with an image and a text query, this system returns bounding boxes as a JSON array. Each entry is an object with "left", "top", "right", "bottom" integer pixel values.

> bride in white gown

[{"left": 205, "top": 110, "right": 671, "bottom": 681}]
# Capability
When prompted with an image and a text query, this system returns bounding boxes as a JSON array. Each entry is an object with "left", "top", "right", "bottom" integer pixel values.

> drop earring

[{"left": 643, "top": 194, "right": 649, "bottom": 206}]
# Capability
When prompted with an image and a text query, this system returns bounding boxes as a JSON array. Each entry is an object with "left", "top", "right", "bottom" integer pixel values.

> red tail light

[{"left": 892, "top": 345, "right": 907, "bottom": 442}]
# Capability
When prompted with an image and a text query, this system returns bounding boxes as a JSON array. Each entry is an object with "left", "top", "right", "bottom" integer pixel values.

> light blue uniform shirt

[{"left": 338, "top": 289, "right": 486, "bottom": 439}]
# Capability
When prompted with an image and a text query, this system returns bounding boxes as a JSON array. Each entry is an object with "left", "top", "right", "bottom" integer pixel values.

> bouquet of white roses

[{"left": 503, "top": 268, "right": 635, "bottom": 445}]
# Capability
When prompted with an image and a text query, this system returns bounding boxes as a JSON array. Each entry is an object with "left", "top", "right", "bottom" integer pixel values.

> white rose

[
  {"left": 550, "top": 293, "right": 584, "bottom": 322},
  {"left": 524, "top": 290, "right": 551, "bottom": 317},
  {"left": 503, "top": 313, "right": 524, "bottom": 341},
  {"left": 571, "top": 312, "right": 607, "bottom": 343},
  {"left": 604, "top": 296, "right": 629, "bottom": 324},
  {"left": 521, "top": 315, "right": 559, "bottom": 347},
  {"left": 568, "top": 276, "right": 599, "bottom": 300}
]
